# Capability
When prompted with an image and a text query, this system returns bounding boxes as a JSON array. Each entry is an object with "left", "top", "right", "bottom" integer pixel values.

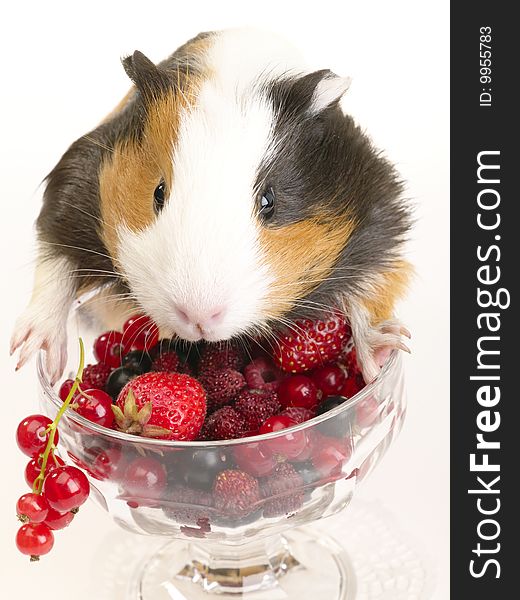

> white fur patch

[{"left": 118, "top": 30, "right": 308, "bottom": 342}]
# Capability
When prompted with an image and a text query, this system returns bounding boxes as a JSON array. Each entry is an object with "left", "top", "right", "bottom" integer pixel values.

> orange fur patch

[
  {"left": 259, "top": 217, "right": 356, "bottom": 319},
  {"left": 361, "top": 261, "right": 413, "bottom": 323}
]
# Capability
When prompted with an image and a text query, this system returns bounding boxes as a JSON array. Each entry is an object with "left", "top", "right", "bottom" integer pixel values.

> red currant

[
  {"left": 90, "top": 447, "right": 128, "bottom": 481},
  {"left": 58, "top": 379, "right": 76, "bottom": 402},
  {"left": 74, "top": 389, "right": 114, "bottom": 428},
  {"left": 339, "top": 373, "right": 365, "bottom": 398},
  {"left": 16, "top": 523, "right": 54, "bottom": 560},
  {"left": 312, "top": 435, "right": 352, "bottom": 478},
  {"left": 43, "top": 507, "right": 74, "bottom": 530},
  {"left": 93, "top": 330, "right": 127, "bottom": 368},
  {"left": 25, "top": 455, "right": 65, "bottom": 488},
  {"left": 278, "top": 375, "right": 319, "bottom": 410},
  {"left": 16, "top": 493, "right": 49, "bottom": 523},
  {"left": 234, "top": 442, "right": 276, "bottom": 477},
  {"left": 122, "top": 457, "right": 167, "bottom": 501},
  {"left": 311, "top": 364, "right": 346, "bottom": 396},
  {"left": 122, "top": 314, "right": 159, "bottom": 352},
  {"left": 259, "top": 415, "right": 307, "bottom": 458},
  {"left": 355, "top": 396, "right": 379, "bottom": 428},
  {"left": 43, "top": 466, "right": 90, "bottom": 512},
  {"left": 16, "top": 415, "right": 57, "bottom": 458}
]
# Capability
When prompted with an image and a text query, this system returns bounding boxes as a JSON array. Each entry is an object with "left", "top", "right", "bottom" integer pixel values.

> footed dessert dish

[{"left": 16, "top": 308, "right": 406, "bottom": 599}]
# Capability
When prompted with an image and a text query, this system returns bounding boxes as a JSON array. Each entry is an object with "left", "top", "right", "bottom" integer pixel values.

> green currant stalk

[{"left": 32, "top": 339, "right": 85, "bottom": 495}]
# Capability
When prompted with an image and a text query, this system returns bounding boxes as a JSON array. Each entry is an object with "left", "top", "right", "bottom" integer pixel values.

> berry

[
  {"left": 122, "top": 350, "right": 153, "bottom": 374},
  {"left": 43, "top": 466, "right": 90, "bottom": 512},
  {"left": 274, "top": 313, "right": 349, "bottom": 373},
  {"left": 122, "top": 456, "right": 167, "bottom": 502},
  {"left": 213, "top": 470, "right": 260, "bottom": 517},
  {"left": 260, "top": 462, "right": 305, "bottom": 517},
  {"left": 90, "top": 447, "right": 128, "bottom": 482},
  {"left": 16, "top": 415, "right": 57, "bottom": 458},
  {"left": 16, "top": 523, "right": 54, "bottom": 561},
  {"left": 356, "top": 396, "right": 379, "bottom": 428},
  {"left": 339, "top": 373, "right": 365, "bottom": 398},
  {"left": 234, "top": 388, "right": 281, "bottom": 432},
  {"left": 43, "top": 507, "right": 75, "bottom": 530},
  {"left": 234, "top": 442, "right": 276, "bottom": 477},
  {"left": 151, "top": 352, "right": 179, "bottom": 373},
  {"left": 122, "top": 314, "right": 160, "bottom": 351},
  {"left": 316, "top": 395, "right": 348, "bottom": 416},
  {"left": 259, "top": 415, "right": 307, "bottom": 459},
  {"left": 198, "top": 368, "right": 246, "bottom": 412},
  {"left": 93, "top": 330, "right": 127, "bottom": 369},
  {"left": 199, "top": 406, "right": 246, "bottom": 441},
  {"left": 312, "top": 436, "right": 352, "bottom": 479},
  {"left": 106, "top": 366, "right": 139, "bottom": 400},
  {"left": 311, "top": 364, "right": 346, "bottom": 396},
  {"left": 342, "top": 347, "right": 361, "bottom": 377},
  {"left": 280, "top": 406, "right": 315, "bottom": 424},
  {"left": 25, "top": 455, "right": 65, "bottom": 488},
  {"left": 163, "top": 485, "right": 213, "bottom": 525},
  {"left": 74, "top": 389, "right": 114, "bottom": 428},
  {"left": 198, "top": 343, "right": 245, "bottom": 374},
  {"left": 181, "top": 448, "right": 230, "bottom": 490},
  {"left": 81, "top": 362, "right": 113, "bottom": 391},
  {"left": 278, "top": 375, "right": 319, "bottom": 409},
  {"left": 58, "top": 379, "right": 75, "bottom": 402},
  {"left": 243, "top": 357, "right": 286, "bottom": 391},
  {"left": 294, "top": 461, "right": 319, "bottom": 487},
  {"left": 114, "top": 372, "right": 206, "bottom": 441},
  {"left": 16, "top": 493, "right": 49, "bottom": 523}
]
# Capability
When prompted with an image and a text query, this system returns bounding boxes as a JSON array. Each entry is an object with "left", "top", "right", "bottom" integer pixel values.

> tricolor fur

[{"left": 12, "top": 29, "right": 412, "bottom": 383}]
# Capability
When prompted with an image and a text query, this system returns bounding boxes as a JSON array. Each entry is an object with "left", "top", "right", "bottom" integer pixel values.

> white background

[{"left": 0, "top": 1, "right": 449, "bottom": 598}]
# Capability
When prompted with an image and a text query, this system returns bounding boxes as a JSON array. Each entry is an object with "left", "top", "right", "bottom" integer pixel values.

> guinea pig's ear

[
  {"left": 308, "top": 71, "right": 352, "bottom": 114},
  {"left": 122, "top": 50, "right": 171, "bottom": 100}
]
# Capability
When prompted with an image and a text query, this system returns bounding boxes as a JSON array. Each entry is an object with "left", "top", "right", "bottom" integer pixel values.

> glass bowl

[{"left": 37, "top": 313, "right": 406, "bottom": 600}]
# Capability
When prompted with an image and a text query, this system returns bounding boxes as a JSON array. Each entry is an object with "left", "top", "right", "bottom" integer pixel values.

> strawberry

[
  {"left": 198, "top": 368, "right": 246, "bottom": 412},
  {"left": 199, "top": 406, "right": 246, "bottom": 441},
  {"left": 198, "top": 343, "right": 245, "bottom": 374},
  {"left": 274, "top": 314, "right": 349, "bottom": 373},
  {"left": 213, "top": 470, "right": 260, "bottom": 517},
  {"left": 81, "top": 363, "right": 112, "bottom": 391},
  {"left": 260, "top": 462, "right": 305, "bottom": 517},
  {"left": 234, "top": 389, "right": 281, "bottom": 432},
  {"left": 113, "top": 372, "right": 206, "bottom": 441},
  {"left": 151, "top": 352, "right": 180, "bottom": 373},
  {"left": 243, "top": 357, "right": 286, "bottom": 391}
]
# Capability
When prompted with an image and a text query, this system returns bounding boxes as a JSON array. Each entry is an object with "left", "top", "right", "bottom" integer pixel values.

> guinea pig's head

[{"left": 99, "top": 49, "right": 408, "bottom": 343}]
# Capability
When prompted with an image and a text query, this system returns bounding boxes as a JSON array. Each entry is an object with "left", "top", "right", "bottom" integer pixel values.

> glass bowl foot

[{"left": 130, "top": 528, "right": 356, "bottom": 599}]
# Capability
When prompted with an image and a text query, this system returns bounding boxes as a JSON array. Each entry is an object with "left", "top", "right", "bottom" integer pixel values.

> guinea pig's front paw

[
  {"left": 10, "top": 308, "right": 68, "bottom": 385},
  {"left": 357, "top": 320, "right": 411, "bottom": 384}
]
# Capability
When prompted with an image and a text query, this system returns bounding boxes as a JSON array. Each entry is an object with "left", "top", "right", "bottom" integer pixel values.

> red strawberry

[
  {"left": 113, "top": 372, "right": 206, "bottom": 441},
  {"left": 243, "top": 357, "right": 286, "bottom": 391},
  {"left": 213, "top": 470, "right": 260, "bottom": 517},
  {"left": 81, "top": 363, "right": 112, "bottom": 391},
  {"left": 234, "top": 389, "right": 281, "bottom": 432},
  {"left": 274, "top": 313, "right": 349, "bottom": 373},
  {"left": 280, "top": 406, "right": 315, "bottom": 424},
  {"left": 260, "top": 462, "right": 305, "bottom": 517},
  {"left": 199, "top": 406, "right": 246, "bottom": 441},
  {"left": 151, "top": 352, "right": 180, "bottom": 373},
  {"left": 198, "top": 368, "right": 246, "bottom": 412},
  {"left": 198, "top": 343, "right": 245, "bottom": 374}
]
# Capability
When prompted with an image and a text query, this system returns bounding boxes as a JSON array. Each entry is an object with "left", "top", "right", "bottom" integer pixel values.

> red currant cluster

[{"left": 15, "top": 341, "right": 90, "bottom": 562}]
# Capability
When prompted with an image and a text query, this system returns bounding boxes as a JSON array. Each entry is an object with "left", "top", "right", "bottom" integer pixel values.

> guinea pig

[{"left": 10, "top": 28, "right": 411, "bottom": 385}]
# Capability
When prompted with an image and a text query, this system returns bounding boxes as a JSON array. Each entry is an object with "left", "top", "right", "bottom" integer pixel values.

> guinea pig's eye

[
  {"left": 153, "top": 180, "right": 166, "bottom": 213},
  {"left": 258, "top": 187, "right": 275, "bottom": 220}
]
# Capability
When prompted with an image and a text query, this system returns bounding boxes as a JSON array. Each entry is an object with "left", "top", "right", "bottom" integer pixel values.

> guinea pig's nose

[{"left": 173, "top": 304, "right": 226, "bottom": 331}]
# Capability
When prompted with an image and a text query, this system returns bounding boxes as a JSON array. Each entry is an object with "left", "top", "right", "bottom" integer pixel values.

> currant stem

[{"left": 32, "top": 339, "right": 85, "bottom": 495}]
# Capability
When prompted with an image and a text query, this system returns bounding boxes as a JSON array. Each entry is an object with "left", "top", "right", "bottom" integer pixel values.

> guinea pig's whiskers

[
  {"left": 58, "top": 200, "right": 119, "bottom": 234},
  {"left": 39, "top": 240, "right": 114, "bottom": 263},
  {"left": 83, "top": 135, "right": 115, "bottom": 155}
]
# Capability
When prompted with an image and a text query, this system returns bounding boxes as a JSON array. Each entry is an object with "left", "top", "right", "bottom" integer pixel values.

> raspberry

[
  {"left": 260, "top": 462, "right": 305, "bottom": 517},
  {"left": 81, "top": 363, "right": 112, "bottom": 391},
  {"left": 198, "top": 368, "right": 246, "bottom": 412},
  {"left": 199, "top": 406, "right": 246, "bottom": 441},
  {"left": 243, "top": 357, "right": 286, "bottom": 391},
  {"left": 151, "top": 352, "right": 180, "bottom": 373},
  {"left": 274, "top": 313, "right": 349, "bottom": 373},
  {"left": 234, "top": 388, "right": 281, "bottom": 432},
  {"left": 114, "top": 372, "right": 207, "bottom": 441},
  {"left": 163, "top": 485, "right": 213, "bottom": 525},
  {"left": 213, "top": 470, "right": 260, "bottom": 517},
  {"left": 280, "top": 406, "right": 315, "bottom": 424},
  {"left": 198, "top": 343, "right": 245, "bottom": 374}
]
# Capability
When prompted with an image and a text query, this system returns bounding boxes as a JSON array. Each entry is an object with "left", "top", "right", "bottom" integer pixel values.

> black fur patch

[{"left": 257, "top": 72, "right": 411, "bottom": 320}]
